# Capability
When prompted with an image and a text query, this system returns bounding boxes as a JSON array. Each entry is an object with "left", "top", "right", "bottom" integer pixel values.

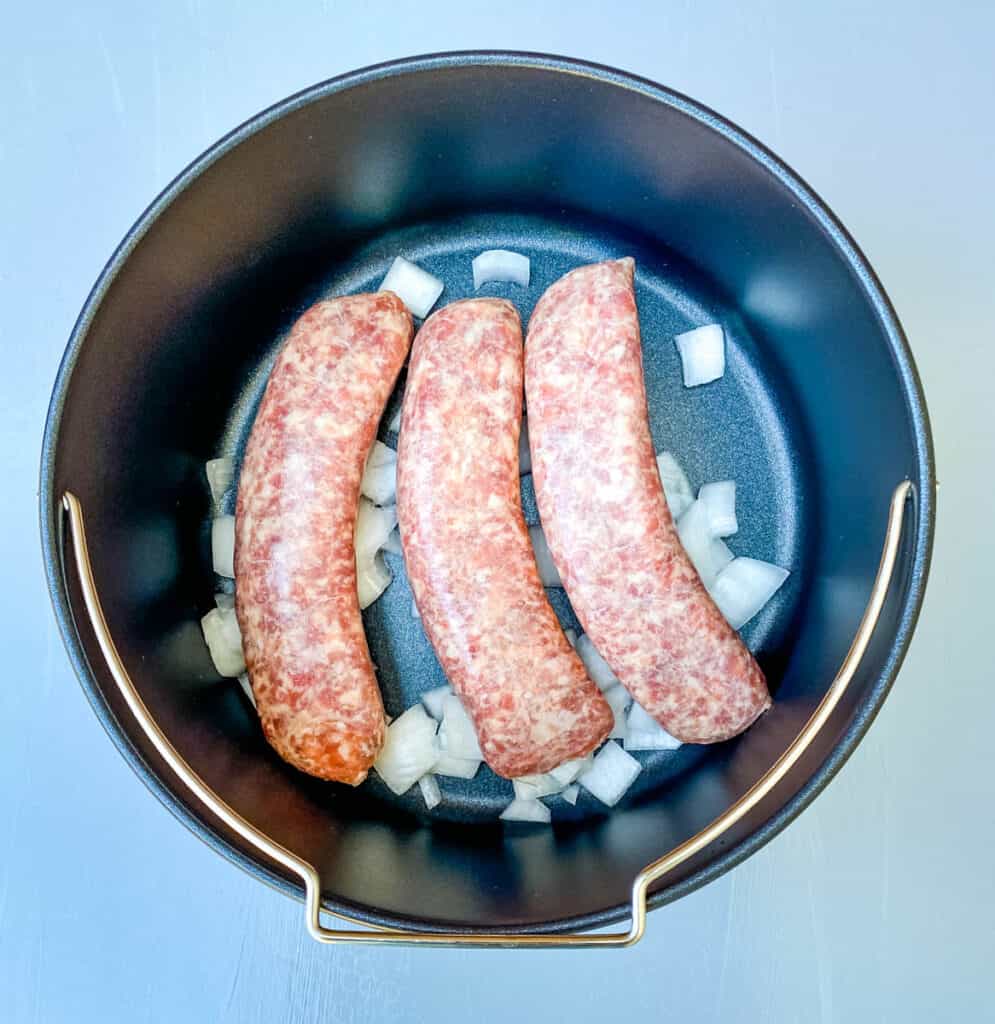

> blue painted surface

[{"left": 1, "top": 2, "right": 991, "bottom": 1021}]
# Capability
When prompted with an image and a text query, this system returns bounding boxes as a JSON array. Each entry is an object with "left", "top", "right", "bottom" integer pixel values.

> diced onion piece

[
  {"left": 656, "top": 451, "right": 694, "bottom": 521},
  {"left": 512, "top": 779, "right": 539, "bottom": 800},
  {"left": 237, "top": 672, "right": 256, "bottom": 709},
  {"left": 200, "top": 606, "right": 245, "bottom": 677},
  {"left": 578, "top": 741, "right": 642, "bottom": 807},
  {"left": 549, "top": 757, "right": 590, "bottom": 785},
  {"left": 677, "top": 500, "right": 734, "bottom": 588},
  {"left": 411, "top": 599, "right": 421, "bottom": 620},
  {"left": 500, "top": 798, "right": 551, "bottom": 824},
  {"left": 561, "top": 784, "right": 579, "bottom": 805},
  {"left": 379, "top": 256, "right": 444, "bottom": 319},
  {"left": 439, "top": 693, "right": 483, "bottom": 760},
  {"left": 434, "top": 755, "right": 481, "bottom": 779},
  {"left": 357, "top": 552, "right": 391, "bottom": 609},
  {"left": 420, "top": 685, "right": 451, "bottom": 721},
  {"left": 356, "top": 498, "right": 397, "bottom": 559},
  {"left": 563, "top": 627, "right": 578, "bottom": 648},
  {"left": 211, "top": 515, "right": 235, "bottom": 578},
  {"left": 381, "top": 528, "right": 402, "bottom": 556},
  {"left": 519, "top": 416, "right": 532, "bottom": 475},
  {"left": 214, "top": 591, "right": 235, "bottom": 612},
  {"left": 711, "top": 557, "right": 790, "bottom": 630},
  {"left": 575, "top": 634, "right": 619, "bottom": 692},
  {"left": 528, "top": 525, "right": 561, "bottom": 586},
  {"left": 418, "top": 774, "right": 442, "bottom": 810},
  {"left": 603, "top": 683, "right": 631, "bottom": 739},
  {"left": 472, "top": 249, "right": 531, "bottom": 290},
  {"left": 374, "top": 705, "right": 440, "bottom": 795},
  {"left": 361, "top": 441, "right": 397, "bottom": 506},
  {"left": 698, "top": 480, "right": 738, "bottom": 537},
  {"left": 674, "top": 324, "right": 725, "bottom": 387},
  {"left": 387, "top": 406, "right": 402, "bottom": 432},
  {"left": 514, "top": 773, "right": 564, "bottom": 798},
  {"left": 205, "top": 456, "right": 235, "bottom": 505},
  {"left": 624, "top": 702, "right": 683, "bottom": 751}
]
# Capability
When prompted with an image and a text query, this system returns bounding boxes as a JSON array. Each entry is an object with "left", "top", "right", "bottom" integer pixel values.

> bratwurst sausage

[
  {"left": 235, "top": 293, "right": 413, "bottom": 784},
  {"left": 525, "top": 259, "right": 771, "bottom": 743},
  {"left": 397, "top": 298, "right": 613, "bottom": 778}
]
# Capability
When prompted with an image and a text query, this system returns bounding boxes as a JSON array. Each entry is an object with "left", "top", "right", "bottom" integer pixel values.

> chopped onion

[
  {"left": 420, "top": 685, "right": 451, "bottom": 721},
  {"left": 711, "top": 557, "right": 790, "bottom": 630},
  {"left": 624, "top": 702, "right": 683, "bottom": 751},
  {"left": 575, "top": 634, "right": 619, "bottom": 691},
  {"left": 361, "top": 441, "right": 397, "bottom": 506},
  {"left": 656, "top": 451, "right": 694, "bottom": 521},
  {"left": 500, "top": 798, "right": 551, "bottom": 824},
  {"left": 472, "top": 249, "right": 530, "bottom": 290},
  {"left": 519, "top": 416, "right": 532, "bottom": 475},
  {"left": 513, "top": 773, "right": 564, "bottom": 799},
  {"left": 200, "top": 606, "right": 245, "bottom": 677},
  {"left": 357, "top": 552, "right": 391, "bottom": 609},
  {"left": 214, "top": 591, "right": 235, "bottom": 612},
  {"left": 564, "top": 627, "right": 578, "bottom": 648},
  {"left": 677, "top": 500, "right": 734, "bottom": 588},
  {"left": 439, "top": 694, "right": 483, "bottom": 760},
  {"left": 411, "top": 599, "right": 421, "bottom": 620},
  {"left": 561, "top": 784, "right": 579, "bottom": 805},
  {"left": 381, "top": 528, "right": 402, "bottom": 556},
  {"left": 211, "top": 515, "right": 235, "bottom": 578},
  {"left": 602, "top": 683, "right": 632, "bottom": 739},
  {"left": 374, "top": 705, "right": 440, "bottom": 795},
  {"left": 699, "top": 480, "right": 738, "bottom": 537},
  {"left": 434, "top": 754, "right": 481, "bottom": 779},
  {"left": 205, "top": 456, "right": 235, "bottom": 505},
  {"left": 387, "top": 406, "right": 402, "bottom": 432},
  {"left": 379, "top": 256, "right": 444, "bottom": 319},
  {"left": 578, "top": 741, "right": 642, "bottom": 807},
  {"left": 549, "top": 757, "right": 590, "bottom": 785},
  {"left": 418, "top": 774, "right": 442, "bottom": 810},
  {"left": 529, "top": 525, "right": 561, "bottom": 586},
  {"left": 674, "top": 324, "right": 725, "bottom": 387},
  {"left": 356, "top": 498, "right": 397, "bottom": 560},
  {"left": 237, "top": 672, "right": 256, "bottom": 709}
]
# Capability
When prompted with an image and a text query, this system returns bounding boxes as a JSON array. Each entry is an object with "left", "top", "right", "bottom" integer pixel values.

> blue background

[{"left": 2, "top": 3, "right": 991, "bottom": 1021}]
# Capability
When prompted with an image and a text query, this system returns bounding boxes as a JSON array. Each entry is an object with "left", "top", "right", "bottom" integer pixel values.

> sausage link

[
  {"left": 236, "top": 293, "right": 413, "bottom": 784},
  {"left": 525, "top": 259, "right": 771, "bottom": 743},
  {"left": 397, "top": 298, "right": 613, "bottom": 778}
]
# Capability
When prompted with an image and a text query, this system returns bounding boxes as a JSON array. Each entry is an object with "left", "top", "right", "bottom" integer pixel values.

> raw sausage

[
  {"left": 525, "top": 259, "right": 771, "bottom": 743},
  {"left": 235, "top": 293, "right": 412, "bottom": 784},
  {"left": 397, "top": 298, "right": 613, "bottom": 778}
]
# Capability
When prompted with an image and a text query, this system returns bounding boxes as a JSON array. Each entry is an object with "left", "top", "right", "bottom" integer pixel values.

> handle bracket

[{"left": 61, "top": 482, "right": 912, "bottom": 947}]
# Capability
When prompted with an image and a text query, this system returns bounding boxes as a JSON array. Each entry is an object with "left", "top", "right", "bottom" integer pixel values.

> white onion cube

[
  {"left": 698, "top": 480, "right": 738, "bottom": 537},
  {"left": 381, "top": 528, "right": 402, "bottom": 556},
  {"left": 361, "top": 441, "right": 397, "bottom": 506},
  {"left": 711, "top": 557, "right": 790, "bottom": 630},
  {"left": 472, "top": 249, "right": 531, "bottom": 290},
  {"left": 379, "top": 256, "right": 444, "bottom": 319},
  {"left": 237, "top": 672, "right": 256, "bottom": 709},
  {"left": 513, "top": 773, "right": 564, "bottom": 798},
  {"left": 674, "top": 324, "right": 725, "bottom": 387},
  {"left": 561, "top": 784, "right": 580, "bottom": 805},
  {"left": 603, "top": 684, "right": 631, "bottom": 739},
  {"left": 214, "top": 591, "right": 235, "bottom": 612},
  {"left": 624, "top": 702, "right": 683, "bottom": 751},
  {"left": 374, "top": 705, "right": 440, "bottom": 795},
  {"left": 677, "top": 500, "right": 735, "bottom": 588},
  {"left": 200, "top": 606, "right": 245, "bottom": 677},
  {"left": 387, "top": 406, "right": 402, "bottom": 433},
  {"left": 355, "top": 497, "right": 397, "bottom": 561},
  {"left": 420, "top": 685, "right": 451, "bottom": 721},
  {"left": 439, "top": 694, "right": 483, "bottom": 760},
  {"left": 418, "top": 774, "right": 442, "bottom": 810},
  {"left": 529, "top": 525, "right": 561, "bottom": 586},
  {"left": 549, "top": 757, "right": 590, "bottom": 786},
  {"left": 500, "top": 798, "right": 551, "bottom": 824},
  {"left": 211, "top": 515, "right": 235, "bottom": 578},
  {"left": 205, "top": 456, "right": 235, "bottom": 505},
  {"left": 433, "top": 755, "right": 481, "bottom": 779},
  {"left": 356, "top": 552, "right": 391, "bottom": 610},
  {"left": 578, "top": 741, "right": 642, "bottom": 807},
  {"left": 656, "top": 451, "right": 694, "bottom": 521}
]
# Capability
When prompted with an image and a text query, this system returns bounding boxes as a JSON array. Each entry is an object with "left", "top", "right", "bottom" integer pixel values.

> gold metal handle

[{"left": 61, "top": 481, "right": 912, "bottom": 947}]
